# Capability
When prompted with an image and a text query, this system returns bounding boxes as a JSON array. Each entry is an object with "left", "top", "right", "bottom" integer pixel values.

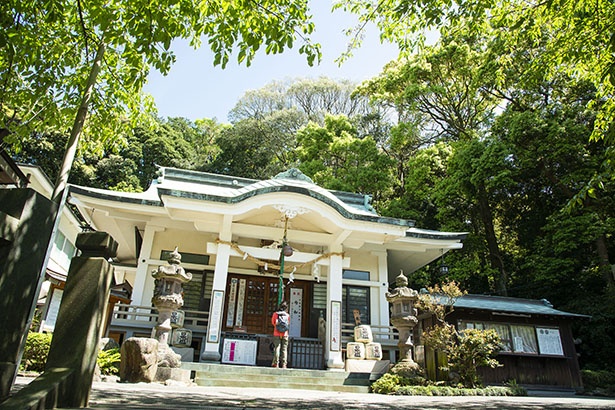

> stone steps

[{"left": 181, "top": 363, "right": 371, "bottom": 393}]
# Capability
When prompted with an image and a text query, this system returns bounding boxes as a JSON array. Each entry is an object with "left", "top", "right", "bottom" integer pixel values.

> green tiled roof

[{"left": 451, "top": 294, "right": 589, "bottom": 318}]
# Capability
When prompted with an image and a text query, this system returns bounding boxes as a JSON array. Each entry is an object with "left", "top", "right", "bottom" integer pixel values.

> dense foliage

[
  {"left": 581, "top": 370, "right": 615, "bottom": 397},
  {"left": 20, "top": 332, "right": 53, "bottom": 373},
  {"left": 20, "top": 332, "right": 121, "bottom": 376},
  {"left": 7, "top": 6, "right": 615, "bottom": 372}
]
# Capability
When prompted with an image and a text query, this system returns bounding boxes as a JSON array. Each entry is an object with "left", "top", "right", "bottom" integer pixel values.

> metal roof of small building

[{"left": 451, "top": 294, "right": 589, "bottom": 319}]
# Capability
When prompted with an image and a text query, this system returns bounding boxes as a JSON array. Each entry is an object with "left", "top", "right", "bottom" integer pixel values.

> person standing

[{"left": 271, "top": 301, "right": 290, "bottom": 368}]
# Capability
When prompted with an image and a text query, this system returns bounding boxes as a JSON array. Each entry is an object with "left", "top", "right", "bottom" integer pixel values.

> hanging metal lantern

[{"left": 282, "top": 244, "right": 294, "bottom": 257}]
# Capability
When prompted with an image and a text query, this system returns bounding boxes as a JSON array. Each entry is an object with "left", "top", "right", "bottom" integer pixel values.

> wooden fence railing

[
  {"left": 111, "top": 305, "right": 398, "bottom": 349},
  {"left": 111, "top": 303, "right": 209, "bottom": 331},
  {"left": 341, "top": 322, "right": 399, "bottom": 347}
]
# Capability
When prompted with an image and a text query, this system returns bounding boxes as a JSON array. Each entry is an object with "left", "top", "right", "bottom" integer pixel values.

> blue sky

[{"left": 143, "top": 2, "right": 399, "bottom": 123}]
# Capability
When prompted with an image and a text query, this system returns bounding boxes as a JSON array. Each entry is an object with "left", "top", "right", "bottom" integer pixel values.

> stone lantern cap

[
  {"left": 152, "top": 248, "right": 192, "bottom": 283},
  {"left": 385, "top": 270, "right": 419, "bottom": 302}
]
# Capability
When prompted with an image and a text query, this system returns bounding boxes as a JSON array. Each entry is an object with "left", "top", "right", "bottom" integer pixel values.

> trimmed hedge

[
  {"left": 371, "top": 372, "right": 527, "bottom": 396},
  {"left": 393, "top": 385, "right": 526, "bottom": 396},
  {"left": 582, "top": 370, "right": 615, "bottom": 397},
  {"left": 20, "top": 332, "right": 121, "bottom": 376}
]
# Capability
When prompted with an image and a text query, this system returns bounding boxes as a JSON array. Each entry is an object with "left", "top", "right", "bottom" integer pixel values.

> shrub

[
  {"left": 393, "top": 385, "right": 525, "bottom": 396},
  {"left": 371, "top": 373, "right": 404, "bottom": 394},
  {"left": 21, "top": 332, "right": 53, "bottom": 372},
  {"left": 581, "top": 369, "right": 615, "bottom": 396},
  {"left": 97, "top": 348, "right": 121, "bottom": 375},
  {"left": 20, "top": 332, "right": 122, "bottom": 377}
]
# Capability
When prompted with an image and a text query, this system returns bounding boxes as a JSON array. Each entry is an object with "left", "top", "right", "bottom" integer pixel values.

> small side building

[{"left": 416, "top": 294, "right": 588, "bottom": 389}]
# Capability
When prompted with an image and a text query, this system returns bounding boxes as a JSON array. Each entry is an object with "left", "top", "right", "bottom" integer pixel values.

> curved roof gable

[{"left": 153, "top": 167, "right": 414, "bottom": 227}]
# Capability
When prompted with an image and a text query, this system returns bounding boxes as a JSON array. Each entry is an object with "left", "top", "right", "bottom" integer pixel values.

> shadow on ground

[{"left": 11, "top": 377, "right": 615, "bottom": 410}]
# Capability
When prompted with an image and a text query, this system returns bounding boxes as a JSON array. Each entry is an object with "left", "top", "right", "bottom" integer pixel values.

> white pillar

[
  {"left": 375, "top": 250, "right": 396, "bottom": 362},
  {"left": 131, "top": 224, "right": 165, "bottom": 315},
  {"left": 376, "top": 251, "right": 390, "bottom": 327},
  {"left": 325, "top": 246, "right": 345, "bottom": 370},
  {"left": 201, "top": 216, "right": 232, "bottom": 362}
]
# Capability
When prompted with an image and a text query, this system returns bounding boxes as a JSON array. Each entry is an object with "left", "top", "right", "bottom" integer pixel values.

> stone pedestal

[
  {"left": 155, "top": 367, "right": 191, "bottom": 384},
  {"left": 45, "top": 232, "right": 118, "bottom": 407},
  {"left": 171, "top": 347, "right": 194, "bottom": 362},
  {"left": 0, "top": 189, "right": 57, "bottom": 401},
  {"left": 345, "top": 359, "right": 391, "bottom": 380}
]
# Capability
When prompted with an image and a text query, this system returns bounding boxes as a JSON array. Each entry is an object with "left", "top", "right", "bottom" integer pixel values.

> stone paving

[{"left": 11, "top": 377, "right": 615, "bottom": 409}]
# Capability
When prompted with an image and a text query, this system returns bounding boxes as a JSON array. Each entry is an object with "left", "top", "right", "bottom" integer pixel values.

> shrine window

[
  {"left": 343, "top": 269, "right": 370, "bottom": 281},
  {"left": 159, "top": 250, "right": 209, "bottom": 265},
  {"left": 343, "top": 286, "right": 370, "bottom": 324},
  {"left": 312, "top": 283, "right": 371, "bottom": 324}
]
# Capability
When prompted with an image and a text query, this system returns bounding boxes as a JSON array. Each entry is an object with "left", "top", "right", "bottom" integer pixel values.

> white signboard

[
  {"left": 235, "top": 279, "right": 246, "bottom": 327},
  {"left": 221, "top": 339, "right": 258, "bottom": 365},
  {"left": 226, "top": 278, "right": 238, "bottom": 327},
  {"left": 42, "top": 289, "right": 64, "bottom": 332},
  {"left": 536, "top": 328, "right": 564, "bottom": 356},
  {"left": 330, "top": 301, "right": 341, "bottom": 352},
  {"left": 289, "top": 288, "right": 303, "bottom": 338},
  {"left": 207, "top": 290, "right": 224, "bottom": 343}
]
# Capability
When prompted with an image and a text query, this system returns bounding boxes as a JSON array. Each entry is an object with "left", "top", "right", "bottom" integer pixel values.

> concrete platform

[{"left": 9, "top": 376, "right": 615, "bottom": 410}]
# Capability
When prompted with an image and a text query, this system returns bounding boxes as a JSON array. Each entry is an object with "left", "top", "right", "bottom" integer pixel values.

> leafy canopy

[
  {"left": 0, "top": 0, "right": 321, "bottom": 146},
  {"left": 336, "top": 0, "right": 615, "bottom": 143}
]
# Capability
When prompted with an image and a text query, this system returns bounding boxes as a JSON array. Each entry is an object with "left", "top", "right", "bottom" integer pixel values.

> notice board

[{"left": 221, "top": 338, "right": 258, "bottom": 365}]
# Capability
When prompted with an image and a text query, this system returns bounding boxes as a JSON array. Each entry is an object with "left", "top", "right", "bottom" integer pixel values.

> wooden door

[{"left": 224, "top": 274, "right": 308, "bottom": 335}]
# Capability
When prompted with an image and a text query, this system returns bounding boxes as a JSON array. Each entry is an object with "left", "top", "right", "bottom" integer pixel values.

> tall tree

[
  {"left": 296, "top": 114, "right": 394, "bottom": 204},
  {"left": 336, "top": 0, "right": 614, "bottom": 144},
  {"left": 229, "top": 77, "right": 381, "bottom": 126},
  {"left": 359, "top": 38, "right": 509, "bottom": 294},
  {"left": 1, "top": 0, "right": 321, "bottom": 201}
]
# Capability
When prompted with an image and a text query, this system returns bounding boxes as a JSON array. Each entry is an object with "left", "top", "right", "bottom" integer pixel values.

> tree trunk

[
  {"left": 595, "top": 234, "right": 615, "bottom": 291},
  {"left": 477, "top": 181, "right": 508, "bottom": 296},
  {"left": 51, "top": 40, "right": 106, "bottom": 203}
]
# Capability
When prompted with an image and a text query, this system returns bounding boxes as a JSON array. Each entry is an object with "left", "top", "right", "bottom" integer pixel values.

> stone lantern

[
  {"left": 151, "top": 248, "right": 192, "bottom": 345},
  {"left": 386, "top": 270, "right": 420, "bottom": 369}
]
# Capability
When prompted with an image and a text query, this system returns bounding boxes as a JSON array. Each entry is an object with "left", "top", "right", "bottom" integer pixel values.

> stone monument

[{"left": 385, "top": 270, "right": 421, "bottom": 373}]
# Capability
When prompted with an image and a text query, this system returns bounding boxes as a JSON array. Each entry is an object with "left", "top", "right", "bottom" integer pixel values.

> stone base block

[
  {"left": 171, "top": 347, "right": 194, "bottom": 362},
  {"left": 345, "top": 359, "right": 391, "bottom": 380},
  {"left": 155, "top": 367, "right": 191, "bottom": 384}
]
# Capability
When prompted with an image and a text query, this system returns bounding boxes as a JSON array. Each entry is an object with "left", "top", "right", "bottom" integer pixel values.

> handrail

[
  {"left": 341, "top": 322, "right": 399, "bottom": 346},
  {"left": 111, "top": 304, "right": 400, "bottom": 346},
  {"left": 112, "top": 303, "right": 209, "bottom": 330}
]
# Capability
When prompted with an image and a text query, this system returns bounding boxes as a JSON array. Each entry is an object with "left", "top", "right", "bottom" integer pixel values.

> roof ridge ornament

[{"left": 273, "top": 168, "right": 314, "bottom": 184}]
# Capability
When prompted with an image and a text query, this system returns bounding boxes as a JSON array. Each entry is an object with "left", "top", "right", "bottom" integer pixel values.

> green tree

[
  {"left": 336, "top": 0, "right": 614, "bottom": 144},
  {"left": 419, "top": 282, "right": 501, "bottom": 388},
  {"left": 296, "top": 115, "right": 394, "bottom": 204},
  {"left": 360, "top": 38, "right": 509, "bottom": 294},
  {"left": 1, "top": 0, "right": 321, "bottom": 200}
]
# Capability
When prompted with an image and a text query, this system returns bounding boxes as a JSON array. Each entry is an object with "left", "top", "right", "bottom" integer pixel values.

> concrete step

[{"left": 181, "top": 363, "right": 371, "bottom": 393}]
